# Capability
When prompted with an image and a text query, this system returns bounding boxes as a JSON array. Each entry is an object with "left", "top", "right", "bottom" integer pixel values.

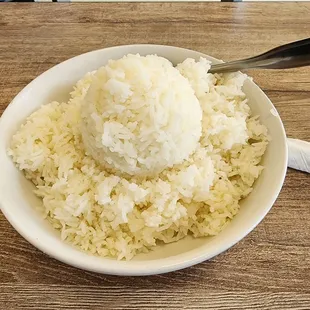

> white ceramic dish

[{"left": 0, "top": 45, "right": 287, "bottom": 276}]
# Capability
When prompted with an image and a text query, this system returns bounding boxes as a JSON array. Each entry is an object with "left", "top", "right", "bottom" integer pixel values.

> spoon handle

[{"left": 209, "top": 38, "right": 310, "bottom": 74}]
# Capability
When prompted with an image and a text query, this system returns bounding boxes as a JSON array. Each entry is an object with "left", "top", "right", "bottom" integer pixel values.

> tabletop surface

[{"left": 0, "top": 3, "right": 310, "bottom": 310}]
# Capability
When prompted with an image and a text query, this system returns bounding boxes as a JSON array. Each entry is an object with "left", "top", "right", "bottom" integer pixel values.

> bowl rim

[{"left": 0, "top": 44, "right": 288, "bottom": 276}]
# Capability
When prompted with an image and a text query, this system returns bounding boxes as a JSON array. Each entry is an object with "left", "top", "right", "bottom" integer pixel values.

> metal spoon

[{"left": 209, "top": 37, "right": 310, "bottom": 74}]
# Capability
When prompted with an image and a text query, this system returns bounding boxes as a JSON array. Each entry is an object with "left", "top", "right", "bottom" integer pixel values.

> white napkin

[{"left": 288, "top": 138, "right": 310, "bottom": 173}]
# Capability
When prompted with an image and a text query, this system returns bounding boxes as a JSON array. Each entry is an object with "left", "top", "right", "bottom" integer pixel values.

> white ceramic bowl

[{"left": 0, "top": 45, "right": 287, "bottom": 276}]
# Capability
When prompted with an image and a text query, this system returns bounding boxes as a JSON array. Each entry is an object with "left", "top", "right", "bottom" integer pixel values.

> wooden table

[{"left": 1, "top": 3, "right": 310, "bottom": 309}]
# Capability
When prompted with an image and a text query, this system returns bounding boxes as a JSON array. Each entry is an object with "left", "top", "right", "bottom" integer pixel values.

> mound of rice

[
  {"left": 9, "top": 54, "right": 269, "bottom": 260},
  {"left": 81, "top": 54, "right": 202, "bottom": 177}
]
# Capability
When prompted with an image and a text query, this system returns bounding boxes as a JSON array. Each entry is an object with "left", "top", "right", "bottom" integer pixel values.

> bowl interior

[{"left": 0, "top": 45, "right": 287, "bottom": 275}]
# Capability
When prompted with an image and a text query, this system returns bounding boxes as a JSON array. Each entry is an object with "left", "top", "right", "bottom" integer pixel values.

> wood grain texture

[{"left": 0, "top": 3, "right": 310, "bottom": 310}]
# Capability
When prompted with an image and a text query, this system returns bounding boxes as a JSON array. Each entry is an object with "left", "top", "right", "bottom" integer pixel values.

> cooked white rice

[
  {"left": 81, "top": 54, "right": 202, "bottom": 177},
  {"left": 9, "top": 55, "right": 269, "bottom": 260}
]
